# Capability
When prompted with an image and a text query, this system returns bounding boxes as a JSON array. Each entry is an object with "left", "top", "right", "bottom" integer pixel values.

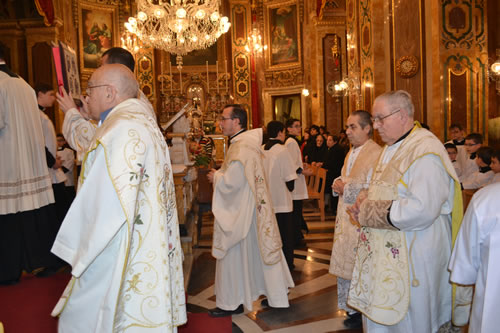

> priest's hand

[
  {"left": 207, "top": 168, "right": 217, "bottom": 184},
  {"left": 347, "top": 189, "right": 368, "bottom": 222},
  {"left": 56, "top": 86, "right": 77, "bottom": 114},
  {"left": 332, "top": 178, "right": 345, "bottom": 195}
]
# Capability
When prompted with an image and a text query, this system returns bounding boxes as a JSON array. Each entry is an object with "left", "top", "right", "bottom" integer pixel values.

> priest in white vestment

[
  {"left": 51, "top": 64, "right": 186, "bottom": 332},
  {"left": 449, "top": 182, "right": 500, "bottom": 333},
  {"left": 0, "top": 55, "right": 56, "bottom": 285},
  {"left": 348, "top": 91, "right": 466, "bottom": 333},
  {"left": 207, "top": 105, "right": 294, "bottom": 317},
  {"left": 329, "top": 110, "right": 381, "bottom": 329},
  {"left": 56, "top": 47, "right": 154, "bottom": 161}
]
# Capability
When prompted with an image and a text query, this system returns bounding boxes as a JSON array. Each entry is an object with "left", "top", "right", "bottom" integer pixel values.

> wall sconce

[
  {"left": 490, "top": 49, "right": 500, "bottom": 95},
  {"left": 326, "top": 76, "right": 360, "bottom": 102}
]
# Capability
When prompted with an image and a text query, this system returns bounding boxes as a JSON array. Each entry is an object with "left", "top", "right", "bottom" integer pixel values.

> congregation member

[
  {"left": 207, "top": 105, "right": 293, "bottom": 317},
  {"left": 460, "top": 133, "right": 483, "bottom": 182},
  {"left": 57, "top": 47, "right": 154, "bottom": 160},
  {"left": 347, "top": 90, "right": 466, "bottom": 332},
  {"left": 263, "top": 120, "right": 297, "bottom": 271},
  {"left": 462, "top": 146, "right": 495, "bottom": 189},
  {"left": 448, "top": 123, "right": 466, "bottom": 146},
  {"left": 56, "top": 134, "right": 76, "bottom": 199},
  {"left": 490, "top": 149, "right": 500, "bottom": 183},
  {"left": 329, "top": 110, "right": 381, "bottom": 329},
  {"left": 0, "top": 50, "right": 58, "bottom": 285},
  {"left": 285, "top": 118, "right": 310, "bottom": 246},
  {"left": 445, "top": 142, "right": 462, "bottom": 179},
  {"left": 36, "top": 83, "right": 68, "bottom": 226},
  {"left": 449, "top": 182, "right": 500, "bottom": 333},
  {"left": 50, "top": 64, "right": 186, "bottom": 331},
  {"left": 303, "top": 124, "right": 320, "bottom": 162},
  {"left": 308, "top": 133, "right": 328, "bottom": 164},
  {"left": 322, "top": 134, "right": 346, "bottom": 215}
]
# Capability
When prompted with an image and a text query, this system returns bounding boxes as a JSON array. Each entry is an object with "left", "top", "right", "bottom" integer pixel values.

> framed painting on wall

[
  {"left": 264, "top": 0, "right": 301, "bottom": 70},
  {"left": 78, "top": 1, "right": 118, "bottom": 74}
]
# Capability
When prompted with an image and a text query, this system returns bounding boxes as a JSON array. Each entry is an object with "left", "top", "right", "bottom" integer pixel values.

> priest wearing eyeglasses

[
  {"left": 51, "top": 64, "right": 186, "bottom": 332},
  {"left": 347, "top": 90, "right": 469, "bottom": 332}
]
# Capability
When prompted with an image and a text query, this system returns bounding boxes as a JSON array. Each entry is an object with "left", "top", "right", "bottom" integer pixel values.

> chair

[
  {"left": 304, "top": 167, "right": 327, "bottom": 222},
  {"left": 304, "top": 164, "right": 318, "bottom": 192}
]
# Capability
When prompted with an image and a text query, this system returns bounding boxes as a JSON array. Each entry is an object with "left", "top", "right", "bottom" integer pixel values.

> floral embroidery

[
  {"left": 129, "top": 163, "right": 149, "bottom": 181},
  {"left": 385, "top": 241, "right": 400, "bottom": 259},
  {"left": 126, "top": 273, "right": 142, "bottom": 293}
]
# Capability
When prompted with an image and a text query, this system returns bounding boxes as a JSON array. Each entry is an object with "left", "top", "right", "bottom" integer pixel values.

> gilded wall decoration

[
  {"left": 444, "top": 55, "right": 473, "bottom": 131},
  {"left": 264, "top": 0, "right": 302, "bottom": 70},
  {"left": 136, "top": 49, "right": 155, "bottom": 102},
  {"left": 395, "top": 55, "right": 419, "bottom": 78},
  {"left": 234, "top": 52, "right": 250, "bottom": 98},
  {"left": 264, "top": 68, "right": 303, "bottom": 88},
  {"left": 441, "top": 0, "right": 474, "bottom": 49},
  {"left": 359, "top": 0, "right": 371, "bottom": 60}
]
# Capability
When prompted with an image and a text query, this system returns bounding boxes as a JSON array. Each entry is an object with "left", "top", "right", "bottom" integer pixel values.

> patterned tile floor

[{"left": 187, "top": 209, "right": 363, "bottom": 333}]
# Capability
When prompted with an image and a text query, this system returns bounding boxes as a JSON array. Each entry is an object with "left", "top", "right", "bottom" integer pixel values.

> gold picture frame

[
  {"left": 264, "top": 0, "right": 302, "bottom": 70},
  {"left": 78, "top": 1, "right": 118, "bottom": 75}
]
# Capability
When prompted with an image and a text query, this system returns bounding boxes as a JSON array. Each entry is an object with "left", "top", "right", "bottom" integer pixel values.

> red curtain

[{"left": 34, "top": 0, "right": 55, "bottom": 26}]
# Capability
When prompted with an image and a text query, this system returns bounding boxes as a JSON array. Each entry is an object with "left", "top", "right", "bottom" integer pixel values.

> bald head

[
  {"left": 86, "top": 64, "right": 139, "bottom": 120},
  {"left": 93, "top": 64, "right": 138, "bottom": 99}
]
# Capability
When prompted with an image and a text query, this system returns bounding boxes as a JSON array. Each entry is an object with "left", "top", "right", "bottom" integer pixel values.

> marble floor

[{"left": 186, "top": 209, "right": 363, "bottom": 333}]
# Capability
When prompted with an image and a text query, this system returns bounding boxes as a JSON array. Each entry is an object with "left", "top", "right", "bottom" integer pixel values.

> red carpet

[
  {"left": 0, "top": 273, "right": 231, "bottom": 333},
  {"left": 0, "top": 273, "right": 70, "bottom": 333}
]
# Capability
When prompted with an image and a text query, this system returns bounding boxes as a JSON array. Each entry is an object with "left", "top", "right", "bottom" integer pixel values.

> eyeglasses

[
  {"left": 218, "top": 116, "right": 234, "bottom": 122},
  {"left": 371, "top": 108, "right": 401, "bottom": 124},
  {"left": 86, "top": 84, "right": 110, "bottom": 96},
  {"left": 464, "top": 143, "right": 479, "bottom": 147}
]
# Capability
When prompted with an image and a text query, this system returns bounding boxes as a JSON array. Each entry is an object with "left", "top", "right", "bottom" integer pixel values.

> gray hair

[
  {"left": 351, "top": 110, "right": 373, "bottom": 137},
  {"left": 374, "top": 90, "right": 415, "bottom": 117}
]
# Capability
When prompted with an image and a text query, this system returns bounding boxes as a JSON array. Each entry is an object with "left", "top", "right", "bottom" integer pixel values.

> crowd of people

[{"left": 2, "top": 43, "right": 499, "bottom": 332}]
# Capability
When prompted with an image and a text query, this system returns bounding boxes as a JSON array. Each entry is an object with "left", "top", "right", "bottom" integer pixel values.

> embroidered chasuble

[
  {"left": 329, "top": 139, "right": 381, "bottom": 280},
  {"left": 348, "top": 125, "right": 470, "bottom": 330},
  {"left": 211, "top": 128, "right": 293, "bottom": 311},
  {"left": 51, "top": 98, "right": 186, "bottom": 332}
]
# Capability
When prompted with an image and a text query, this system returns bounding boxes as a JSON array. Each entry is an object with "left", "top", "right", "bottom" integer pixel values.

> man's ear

[{"left": 105, "top": 86, "right": 114, "bottom": 99}]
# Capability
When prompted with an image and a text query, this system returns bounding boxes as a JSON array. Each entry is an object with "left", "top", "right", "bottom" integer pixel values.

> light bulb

[
  {"left": 137, "top": 11, "right": 147, "bottom": 22},
  {"left": 210, "top": 12, "right": 220, "bottom": 22},
  {"left": 195, "top": 9, "right": 205, "bottom": 19},
  {"left": 176, "top": 8, "right": 187, "bottom": 19},
  {"left": 154, "top": 8, "right": 165, "bottom": 18}
]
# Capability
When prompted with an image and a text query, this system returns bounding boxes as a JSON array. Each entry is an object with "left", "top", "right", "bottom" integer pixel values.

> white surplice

[
  {"left": 462, "top": 170, "right": 494, "bottom": 190},
  {"left": 449, "top": 182, "right": 500, "bottom": 333},
  {"left": 361, "top": 140, "right": 455, "bottom": 333},
  {"left": 285, "top": 137, "right": 308, "bottom": 200},
  {"left": 40, "top": 111, "right": 66, "bottom": 184},
  {"left": 0, "top": 71, "right": 54, "bottom": 214},
  {"left": 212, "top": 130, "right": 294, "bottom": 311}
]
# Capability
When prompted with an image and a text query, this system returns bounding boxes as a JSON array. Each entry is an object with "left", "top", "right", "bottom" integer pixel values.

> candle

[
  {"left": 225, "top": 59, "right": 228, "bottom": 93},
  {"left": 206, "top": 61, "right": 209, "bottom": 92},
  {"left": 216, "top": 60, "right": 219, "bottom": 93},
  {"left": 169, "top": 61, "right": 173, "bottom": 94},
  {"left": 161, "top": 52, "right": 164, "bottom": 93},
  {"left": 179, "top": 66, "right": 182, "bottom": 92}
]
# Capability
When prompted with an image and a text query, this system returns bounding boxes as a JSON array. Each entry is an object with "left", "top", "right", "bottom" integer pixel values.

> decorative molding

[
  {"left": 395, "top": 55, "right": 419, "bottom": 78},
  {"left": 264, "top": 68, "right": 303, "bottom": 87}
]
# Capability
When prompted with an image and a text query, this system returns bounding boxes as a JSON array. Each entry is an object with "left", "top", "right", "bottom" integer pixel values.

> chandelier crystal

[{"left": 125, "top": 0, "right": 231, "bottom": 56}]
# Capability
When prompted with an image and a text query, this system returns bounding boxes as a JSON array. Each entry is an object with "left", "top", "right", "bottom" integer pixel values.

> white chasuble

[
  {"left": 212, "top": 129, "right": 293, "bottom": 311},
  {"left": 348, "top": 125, "right": 469, "bottom": 332},
  {"left": 329, "top": 139, "right": 381, "bottom": 280},
  {"left": 52, "top": 98, "right": 186, "bottom": 332}
]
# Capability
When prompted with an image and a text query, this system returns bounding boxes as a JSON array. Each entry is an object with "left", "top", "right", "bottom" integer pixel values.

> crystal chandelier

[
  {"left": 125, "top": 0, "right": 231, "bottom": 56},
  {"left": 244, "top": 28, "right": 267, "bottom": 55}
]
